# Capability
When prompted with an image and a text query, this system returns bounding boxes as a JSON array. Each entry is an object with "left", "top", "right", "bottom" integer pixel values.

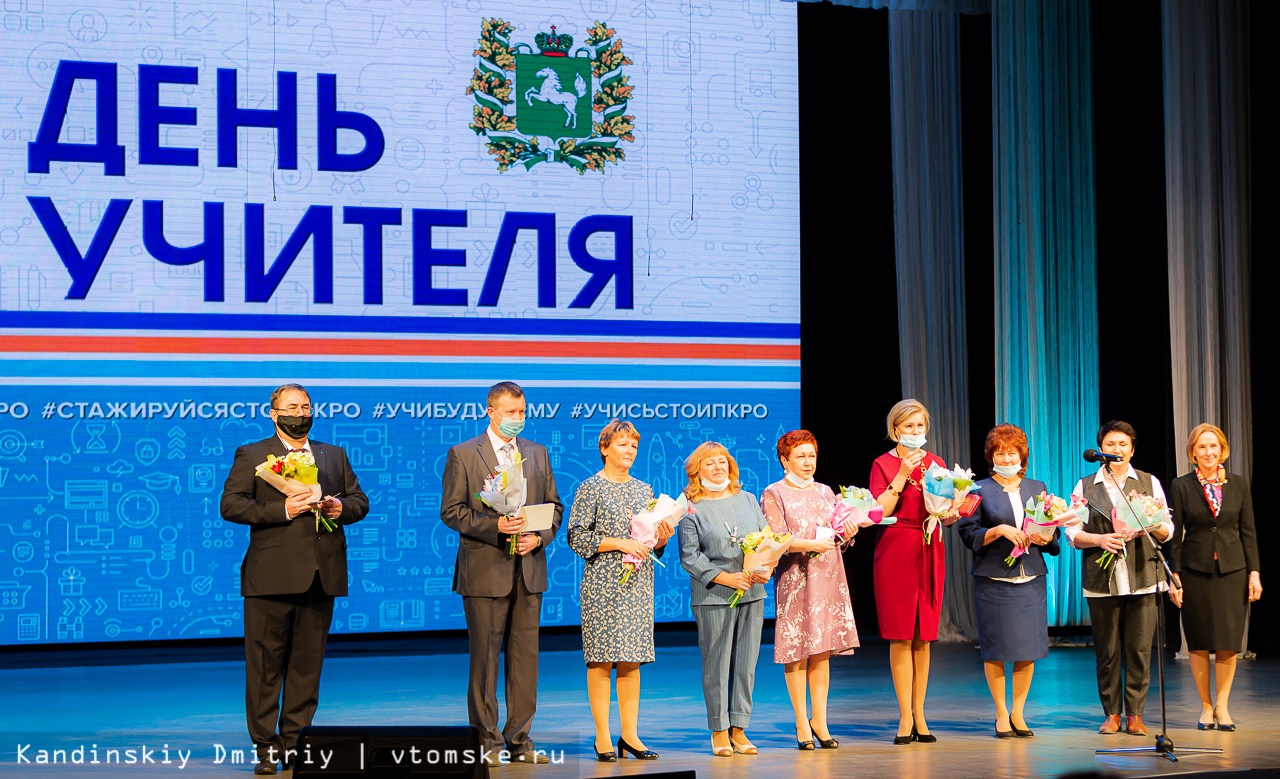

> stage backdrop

[{"left": 0, "top": 1, "right": 799, "bottom": 645}]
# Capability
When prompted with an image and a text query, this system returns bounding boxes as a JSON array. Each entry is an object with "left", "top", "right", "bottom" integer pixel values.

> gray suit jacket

[
  {"left": 440, "top": 432, "right": 564, "bottom": 597},
  {"left": 678, "top": 491, "right": 770, "bottom": 607}
]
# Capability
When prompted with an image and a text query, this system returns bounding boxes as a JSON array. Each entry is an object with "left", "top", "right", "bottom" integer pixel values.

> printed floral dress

[
  {"left": 567, "top": 474, "right": 662, "bottom": 664},
  {"left": 761, "top": 481, "right": 859, "bottom": 663}
]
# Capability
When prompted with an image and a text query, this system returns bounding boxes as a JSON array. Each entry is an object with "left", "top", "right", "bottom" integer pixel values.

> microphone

[{"left": 1083, "top": 449, "right": 1122, "bottom": 464}]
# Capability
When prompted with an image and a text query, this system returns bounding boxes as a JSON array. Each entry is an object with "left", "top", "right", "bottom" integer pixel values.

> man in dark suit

[
  {"left": 221, "top": 383, "right": 369, "bottom": 775},
  {"left": 441, "top": 381, "right": 563, "bottom": 764}
]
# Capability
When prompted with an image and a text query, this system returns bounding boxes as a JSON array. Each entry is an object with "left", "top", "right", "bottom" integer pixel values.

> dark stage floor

[{"left": 3, "top": 633, "right": 1277, "bottom": 778}]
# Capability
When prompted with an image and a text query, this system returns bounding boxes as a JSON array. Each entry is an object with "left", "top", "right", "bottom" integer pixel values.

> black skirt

[{"left": 1181, "top": 566, "right": 1248, "bottom": 651}]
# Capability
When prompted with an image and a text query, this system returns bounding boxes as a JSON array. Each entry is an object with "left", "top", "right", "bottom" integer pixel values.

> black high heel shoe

[
  {"left": 595, "top": 748, "right": 617, "bottom": 762},
  {"left": 809, "top": 718, "right": 839, "bottom": 749},
  {"left": 912, "top": 725, "right": 937, "bottom": 743},
  {"left": 617, "top": 736, "right": 658, "bottom": 760},
  {"left": 994, "top": 720, "right": 1014, "bottom": 739},
  {"left": 796, "top": 739, "right": 815, "bottom": 751}
]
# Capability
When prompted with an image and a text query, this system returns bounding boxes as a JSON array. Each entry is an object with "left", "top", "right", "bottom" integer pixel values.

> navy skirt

[{"left": 973, "top": 575, "right": 1049, "bottom": 662}]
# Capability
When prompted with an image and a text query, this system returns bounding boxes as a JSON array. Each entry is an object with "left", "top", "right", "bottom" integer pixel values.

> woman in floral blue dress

[{"left": 567, "top": 420, "right": 675, "bottom": 762}]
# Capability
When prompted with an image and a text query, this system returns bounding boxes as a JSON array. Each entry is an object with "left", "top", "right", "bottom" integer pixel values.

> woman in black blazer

[
  {"left": 1167, "top": 423, "right": 1261, "bottom": 731},
  {"left": 955, "top": 424, "right": 1063, "bottom": 739}
]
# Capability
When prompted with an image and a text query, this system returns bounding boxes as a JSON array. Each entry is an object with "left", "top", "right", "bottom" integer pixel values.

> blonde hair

[
  {"left": 683, "top": 441, "right": 742, "bottom": 503},
  {"left": 886, "top": 398, "right": 931, "bottom": 442},
  {"left": 1186, "top": 423, "right": 1230, "bottom": 464},
  {"left": 597, "top": 419, "right": 641, "bottom": 464}
]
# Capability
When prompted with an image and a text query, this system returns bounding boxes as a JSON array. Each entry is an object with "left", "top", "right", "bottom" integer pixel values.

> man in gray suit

[{"left": 441, "top": 381, "right": 563, "bottom": 764}]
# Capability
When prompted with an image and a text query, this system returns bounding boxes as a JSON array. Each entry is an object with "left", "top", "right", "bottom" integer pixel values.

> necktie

[{"left": 500, "top": 442, "right": 515, "bottom": 467}]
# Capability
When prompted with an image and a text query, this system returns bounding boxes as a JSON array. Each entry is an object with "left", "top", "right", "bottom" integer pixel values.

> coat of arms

[{"left": 467, "top": 19, "right": 635, "bottom": 173}]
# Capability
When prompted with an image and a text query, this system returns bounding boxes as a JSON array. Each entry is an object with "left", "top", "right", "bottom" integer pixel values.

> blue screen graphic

[{"left": 0, "top": 0, "right": 799, "bottom": 645}]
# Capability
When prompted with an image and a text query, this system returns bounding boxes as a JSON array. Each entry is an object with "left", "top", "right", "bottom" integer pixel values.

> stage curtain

[
  {"left": 1162, "top": 0, "right": 1252, "bottom": 484},
  {"left": 887, "top": 9, "right": 976, "bottom": 642},
  {"left": 783, "top": 0, "right": 990, "bottom": 11},
  {"left": 991, "top": 0, "right": 1097, "bottom": 627}
]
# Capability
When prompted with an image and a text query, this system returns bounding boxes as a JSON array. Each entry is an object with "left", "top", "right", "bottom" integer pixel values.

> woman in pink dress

[
  {"left": 870, "top": 399, "right": 955, "bottom": 745},
  {"left": 761, "top": 430, "right": 858, "bottom": 751}
]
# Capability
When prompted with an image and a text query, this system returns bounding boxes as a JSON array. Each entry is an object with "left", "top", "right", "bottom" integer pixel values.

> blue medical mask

[
  {"left": 498, "top": 417, "right": 525, "bottom": 438},
  {"left": 899, "top": 433, "right": 927, "bottom": 450},
  {"left": 993, "top": 462, "right": 1022, "bottom": 478}
]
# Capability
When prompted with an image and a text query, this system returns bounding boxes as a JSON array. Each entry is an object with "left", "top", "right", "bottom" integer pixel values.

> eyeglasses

[{"left": 274, "top": 404, "right": 312, "bottom": 414}]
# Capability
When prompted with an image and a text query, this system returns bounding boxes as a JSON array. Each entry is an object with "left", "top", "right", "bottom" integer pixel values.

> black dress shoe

[
  {"left": 810, "top": 718, "right": 838, "bottom": 749},
  {"left": 595, "top": 749, "right": 617, "bottom": 762},
  {"left": 254, "top": 758, "right": 278, "bottom": 775},
  {"left": 1012, "top": 726, "right": 1034, "bottom": 738},
  {"left": 617, "top": 737, "right": 658, "bottom": 760},
  {"left": 797, "top": 739, "right": 815, "bottom": 750},
  {"left": 511, "top": 751, "right": 549, "bottom": 764},
  {"left": 912, "top": 726, "right": 937, "bottom": 743},
  {"left": 995, "top": 721, "right": 1014, "bottom": 739},
  {"left": 892, "top": 732, "right": 913, "bottom": 745}
]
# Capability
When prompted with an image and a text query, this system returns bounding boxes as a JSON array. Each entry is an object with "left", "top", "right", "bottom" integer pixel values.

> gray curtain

[
  {"left": 1162, "top": 0, "right": 1252, "bottom": 483},
  {"left": 789, "top": 0, "right": 990, "bottom": 10},
  {"left": 888, "top": 10, "right": 976, "bottom": 642},
  {"left": 991, "top": 0, "right": 1097, "bottom": 627}
]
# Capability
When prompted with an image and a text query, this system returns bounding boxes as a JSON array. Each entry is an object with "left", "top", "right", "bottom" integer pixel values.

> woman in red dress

[{"left": 870, "top": 399, "right": 956, "bottom": 745}]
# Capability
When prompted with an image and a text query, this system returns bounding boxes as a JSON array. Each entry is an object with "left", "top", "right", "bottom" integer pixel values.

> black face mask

[{"left": 275, "top": 414, "right": 313, "bottom": 440}]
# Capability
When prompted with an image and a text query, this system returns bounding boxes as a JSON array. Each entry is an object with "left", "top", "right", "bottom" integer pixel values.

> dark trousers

[
  {"left": 462, "top": 569, "right": 542, "bottom": 754},
  {"left": 243, "top": 573, "right": 335, "bottom": 761},
  {"left": 1087, "top": 593, "right": 1157, "bottom": 716}
]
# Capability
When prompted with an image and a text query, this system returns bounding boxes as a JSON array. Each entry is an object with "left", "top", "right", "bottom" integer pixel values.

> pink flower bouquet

[
  {"left": 1004, "top": 492, "right": 1086, "bottom": 566},
  {"left": 1098, "top": 490, "right": 1169, "bottom": 569},
  {"left": 620, "top": 494, "right": 691, "bottom": 584}
]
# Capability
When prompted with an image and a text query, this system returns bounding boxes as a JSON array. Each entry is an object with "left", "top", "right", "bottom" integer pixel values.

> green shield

[{"left": 515, "top": 54, "right": 593, "bottom": 139}]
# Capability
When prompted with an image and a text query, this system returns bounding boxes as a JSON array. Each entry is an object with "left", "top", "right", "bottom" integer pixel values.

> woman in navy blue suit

[{"left": 956, "top": 424, "right": 1062, "bottom": 738}]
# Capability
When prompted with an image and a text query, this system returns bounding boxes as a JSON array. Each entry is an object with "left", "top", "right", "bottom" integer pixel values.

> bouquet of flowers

[
  {"left": 475, "top": 454, "right": 527, "bottom": 554},
  {"left": 728, "top": 530, "right": 793, "bottom": 607},
  {"left": 818, "top": 486, "right": 895, "bottom": 558},
  {"left": 620, "top": 494, "right": 692, "bottom": 584},
  {"left": 255, "top": 451, "right": 333, "bottom": 532},
  {"left": 920, "top": 464, "right": 980, "bottom": 544},
  {"left": 1004, "top": 492, "right": 1087, "bottom": 566},
  {"left": 1098, "top": 490, "right": 1169, "bottom": 569}
]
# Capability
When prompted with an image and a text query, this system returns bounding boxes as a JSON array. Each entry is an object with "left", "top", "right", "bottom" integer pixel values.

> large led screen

[{"left": 0, "top": 0, "right": 799, "bottom": 644}]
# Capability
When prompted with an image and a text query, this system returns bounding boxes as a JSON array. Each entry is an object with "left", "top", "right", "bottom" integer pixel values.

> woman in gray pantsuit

[
  {"left": 678, "top": 441, "right": 773, "bottom": 757},
  {"left": 567, "top": 420, "right": 674, "bottom": 761}
]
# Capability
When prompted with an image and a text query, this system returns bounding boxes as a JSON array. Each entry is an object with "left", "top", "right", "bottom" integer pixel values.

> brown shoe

[
  {"left": 1098, "top": 715, "right": 1122, "bottom": 734},
  {"left": 1125, "top": 716, "right": 1148, "bottom": 736}
]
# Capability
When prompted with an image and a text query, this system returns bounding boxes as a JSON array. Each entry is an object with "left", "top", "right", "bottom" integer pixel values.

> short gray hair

[{"left": 270, "top": 383, "right": 310, "bottom": 409}]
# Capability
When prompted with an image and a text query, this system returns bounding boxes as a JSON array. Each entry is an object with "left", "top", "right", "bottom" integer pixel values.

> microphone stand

[{"left": 1094, "top": 460, "right": 1221, "bottom": 763}]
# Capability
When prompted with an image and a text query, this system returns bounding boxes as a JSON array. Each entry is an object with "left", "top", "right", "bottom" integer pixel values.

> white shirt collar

[
  {"left": 279, "top": 435, "right": 311, "bottom": 452},
  {"left": 487, "top": 425, "right": 517, "bottom": 457},
  {"left": 1093, "top": 465, "right": 1134, "bottom": 484}
]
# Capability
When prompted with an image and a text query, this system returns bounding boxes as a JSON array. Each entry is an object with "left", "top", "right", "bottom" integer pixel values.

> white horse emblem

[{"left": 524, "top": 67, "right": 588, "bottom": 129}]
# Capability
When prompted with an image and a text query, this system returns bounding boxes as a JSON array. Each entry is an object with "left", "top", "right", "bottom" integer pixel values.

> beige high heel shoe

[{"left": 710, "top": 732, "right": 732, "bottom": 757}]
